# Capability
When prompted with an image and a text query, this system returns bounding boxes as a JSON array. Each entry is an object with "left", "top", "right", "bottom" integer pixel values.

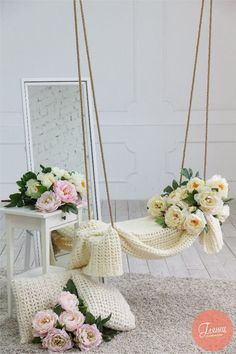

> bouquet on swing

[{"left": 148, "top": 168, "right": 231, "bottom": 236}]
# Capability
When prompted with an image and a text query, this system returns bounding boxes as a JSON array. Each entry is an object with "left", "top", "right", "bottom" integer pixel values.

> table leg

[
  {"left": 6, "top": 216, "right": 14, "bottom": 318},
  {"left": 40, "top": 221, "right": 50, "bottom": 274},
  {"left": 24, "top": 230, "right": 32, "bottom": 271}
]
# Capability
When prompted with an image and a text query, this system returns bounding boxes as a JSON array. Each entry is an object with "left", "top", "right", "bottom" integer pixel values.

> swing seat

[{"left": 67, "top": 214, "right": 223, "bottom": 277}]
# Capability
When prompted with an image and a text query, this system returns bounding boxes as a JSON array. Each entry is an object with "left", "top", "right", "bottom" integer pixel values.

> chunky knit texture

[
  {"left": 68, "top": 216, "right": 223, "bottom": 276},
  {"left": 12, "top": 270, "right": 135, "bottom": 344}
]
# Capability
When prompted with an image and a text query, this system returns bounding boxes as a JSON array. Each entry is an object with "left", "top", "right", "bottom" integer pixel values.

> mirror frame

[{"left": 21, "top": 77, "right": 101, "bottom": 220}]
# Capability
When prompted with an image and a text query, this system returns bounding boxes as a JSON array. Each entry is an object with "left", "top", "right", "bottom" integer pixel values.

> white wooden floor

[{"left": 1, "top": 200, "right": 236, "bottom": 280}]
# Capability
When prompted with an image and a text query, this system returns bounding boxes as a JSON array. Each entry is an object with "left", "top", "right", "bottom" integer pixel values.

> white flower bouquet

[
  {"left": 32, "top": 279, "right": 118, "bottom": 352},
  {"left": 5, "top": 165, "right": 87, "bottom": 214},
  {"left": 147, "top": 168, "right": 231, "bottom": 235}
]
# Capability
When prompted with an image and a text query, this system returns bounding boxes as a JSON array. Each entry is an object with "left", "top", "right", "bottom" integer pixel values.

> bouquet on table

[
  {"left": 32, "top": 279, "right": 118, "bottom": 352},
  {"left": 5, "top": 165, "right": 86, "bottom": 214},
  {"left": 147, "top": 168, "right": 231, "bottom": 235}
]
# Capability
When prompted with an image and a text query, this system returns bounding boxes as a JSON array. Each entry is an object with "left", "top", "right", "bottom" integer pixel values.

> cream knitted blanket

[{"left": 68, "top": 215, "right": 223, "bottom": 277}]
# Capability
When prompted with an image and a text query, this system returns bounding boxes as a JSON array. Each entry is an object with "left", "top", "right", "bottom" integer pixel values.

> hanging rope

[
  {"left": 73, "top": 0, "right": 91, "bottom": 219},
  {"left": 78, "top": 0, "right": 114, "bottom": 227},
  {"left": 180, "top": 0, "right": 205, "bottom": 183},
  {"left": 204, "top": 0, "right": 213, "bottom": 179}
]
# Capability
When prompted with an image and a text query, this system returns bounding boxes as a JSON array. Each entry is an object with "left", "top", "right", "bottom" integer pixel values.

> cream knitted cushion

[
  {"left": 12, "top": 271, "right": 70, "bottom": 344},
  {"left": 68, "top": 220, "right": 123, "bottom": 277},
  {"left": 71, "top": 271, "right": 135, "bottom": 331},
  {"left": 13, "top": 270, "right": 135, "bottom": 344}
]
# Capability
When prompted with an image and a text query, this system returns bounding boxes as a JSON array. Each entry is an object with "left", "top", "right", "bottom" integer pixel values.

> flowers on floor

[
  {"left": 5, "top": 165, "right": 87, "bottom": 214},
  {"left": 32, "top": 279, "right": 118, "bottom": 352},
  {"left": 147, "top": 168, "right": 231, "bottom": 235}
]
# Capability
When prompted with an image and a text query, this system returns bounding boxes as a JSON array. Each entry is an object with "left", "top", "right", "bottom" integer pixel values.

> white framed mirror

[{"left": 21, "top": 77, "right": 101, "bottom": 220}]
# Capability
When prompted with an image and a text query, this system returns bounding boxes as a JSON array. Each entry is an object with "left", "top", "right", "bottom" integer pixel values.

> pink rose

[
  {"left": 53, "top": 180, "right": 78, "bottom": 203},
  {"left": 75, "top": 324, "right": 102, "bottom": 351},
  {"left": 32, "top": 310, "right": 58, "bottom": 337},
  {"left": 35, "top": 191, "right": 61, "bottom": 212},
  {"left": 42, "top": 328, "right": 73, "bottom": 352},
  {"left": 58, "top": 291, "right": 79, "bottom": 312},
  {"left": 59, "top": 310, "right": 85, "bottom": 332}
]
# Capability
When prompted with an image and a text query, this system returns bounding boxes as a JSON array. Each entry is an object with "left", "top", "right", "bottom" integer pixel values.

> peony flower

[
  {"left": 167, "top": 188, "right": 181, "bottom": 205},
  {"left": 32, "top": 310, "right": 58, "bottom": 337},
  {"left": 216, "top": 204, "right": 230, "bottom": 223},
  {"left": 147, "top": 195, "right": 167, "bottom": 217},
  {"left": 69, "top": 172, "right": 87, "bottom": 197},
  {"left": 35, "top": 191, "right": 61, "bottom": 212},
  {"left": 186, "top": 177, "right": 205, "bottom": 193},
  {"left": 206, "top": 175, "right": 228, "bottom": 198},
  {"left": 52, "top": 167, "right": 67, "bottom": 179},
  {"left": 75, "top": 324, "right": 102, "bottom": 351},
  {"left": 184, "top": 210, "right": 206, "bottom": 235},
  {"left": 58, "top": 291, "right": 79, "bottom": 312},
  {"left": 59, "top": 310, "right": 85, "bottom": 332},
  {"left": 195, "top": 190, "right": 223, "bottom": 214},
  {"left": 165, "top": 205, "right": 185, "bottom": 229},
  {"left": 42, "top": 328, "right": 73, "bottom": 352},
  {"left": 37, "top": 172, "right": 56, "bottom": 189},
  {"left": 53, "top": 180, "right": 78, "bottom": 203},
  {"left": 25, "top": 179, "right": 41, "bottom": 198}
]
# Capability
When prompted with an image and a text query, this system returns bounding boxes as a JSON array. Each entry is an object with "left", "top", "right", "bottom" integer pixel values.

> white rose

[
  {"left": 25, "top": 179, "right": 41, "bottom": 198},
  {"left": 216, "top": 204, "right": 230, "bottom": 223},
  {"left": 180, "top": 187, "right": 189, "bottom": 200},
  {"left": 69, "top": 172, "right": 86, "bottom": 196},
  {"left": 167, "top": 188, "right": 181, "bottom": 205},
  {"left": 187, "top": 177, "right": 205, "bottom": 193},
  {"left": 52, "top": 167, "right": 66, "bottom": 179},
  {"left": 195, "top": 190, "right": 223, "bottom": 214},
  {"left": 147, "top": 195, "right": 167, "bottom": 217},
  {"left": 37, "top": 172, "right": 56, "bottom": 189},
  {"left": 206, "top": 175, "right": 228, "bottom": 198},
  {"left": 165, "top": 205, "right": 185, "bottom": 229},
  {"left": 184, "top": 210, "right": 206, "bottom": 235}
]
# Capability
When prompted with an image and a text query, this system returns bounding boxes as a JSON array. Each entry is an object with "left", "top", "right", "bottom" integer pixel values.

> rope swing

[{"left": 54, "top": 0, "right": 225, "bottom": 277}]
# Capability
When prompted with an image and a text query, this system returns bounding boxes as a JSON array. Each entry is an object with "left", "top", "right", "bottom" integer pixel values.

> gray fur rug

[{"left": 0, "top": 273, "right": 236, "bottom": 354}]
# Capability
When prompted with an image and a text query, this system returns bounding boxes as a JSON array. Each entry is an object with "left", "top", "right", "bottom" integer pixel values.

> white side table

[{"left": 0, "top": 205, "right": 82, "bottom": 317}]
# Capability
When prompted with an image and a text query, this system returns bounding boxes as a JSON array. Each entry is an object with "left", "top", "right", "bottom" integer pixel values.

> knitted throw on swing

[{"left": 67, "top": 215, "right": 223, "bottom": 277}]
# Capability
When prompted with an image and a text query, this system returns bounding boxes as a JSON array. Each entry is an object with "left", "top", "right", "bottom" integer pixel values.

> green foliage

[
  {"left": 59, "top": 203, "right": 78, "bottom": 215},
  {"left": 155, "top": 215, "right": 167, "bottom": 228},
  {"left": 53, "top": 304, "right": 64, "bottom": 316},
  {"left": 163, "top": 185, "right": 173, "bottom": 194},
  {"left": 182, "top": 191, "right": 198, "bottom": 206},
  {"left": 40, "top": 164, "right": 52, "bottom": 173},
  {"left": 223, "top": 198, "right": 233, "bottom": 205},
  {"left": 204, "top": 224, "right": 209, "bottom": 233},
  {"left": 172, "top": 179, "right": 179, "bottom": 190},
  {"left": 180, "top": 168, "right": 200, "bottom": 181},
  {"left": 32, "top": 337, "right": 42, "bottom": 344}
]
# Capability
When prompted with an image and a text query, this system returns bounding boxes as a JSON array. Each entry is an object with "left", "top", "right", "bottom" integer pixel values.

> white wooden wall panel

[{"left": 0, "top": 0, "right": 236, "bottom": 202}]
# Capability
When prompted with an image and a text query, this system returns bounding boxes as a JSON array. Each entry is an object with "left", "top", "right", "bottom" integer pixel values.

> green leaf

[
  {"left": 189, "top": 168, "right": 193, "bottom": 178},
  {"left": 53, "top": 304, "right": 63, "bottom": 316},
  {"left": 172, "top": 180, "right": 179, "bottom": 190},
  {"left": 32, "top": 337, "right": 42, "bottom": 344},
  {"left": 102, "top": 327, "right": 119, "bottom": 342},
  {"left": 56, "top": 320, "right": 64, "bottom": 330},
  {"left": 63, "top": 279, "right": 79, "bottom": 297},
  {"left": 155, "top": 216, "right": 167, "bottom": 228},
  {"left": 163, "top": 185, "right": 173, "bottom": 194},
  {"left": 59, "top": 203, "right": 78, "bottom": 215},
  {"left": 195, "top": 171, "right": 200, "bottom": 178},
  {"left": 85, "top": 312, "right": 96, "bottom": 325},
  {"left": 182, "top": 191, "right": 198, "bottom": 206},
  {"left": 22, "top": 171, "right": 37, "bottom": 182},
  {"left": 5, "top": 193, "right": 22, "bottom": 207},
  {"left": 180, "top": 180, "right": 188, "bottom": 186},
  {"left": 100, "top": 313, "right": 112, "bottom": 325},
  {"left": 223, "top": 198, "right": 233, "bottom": 205},
  {"left": 181, "top": 168, "right": 190, "bottom": 180},
  {"left": 40, "top": 165, "right": 52, "bottom": 173},
  {"left": 204, "top": 224, "right": 209, "bottom": 233}
]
